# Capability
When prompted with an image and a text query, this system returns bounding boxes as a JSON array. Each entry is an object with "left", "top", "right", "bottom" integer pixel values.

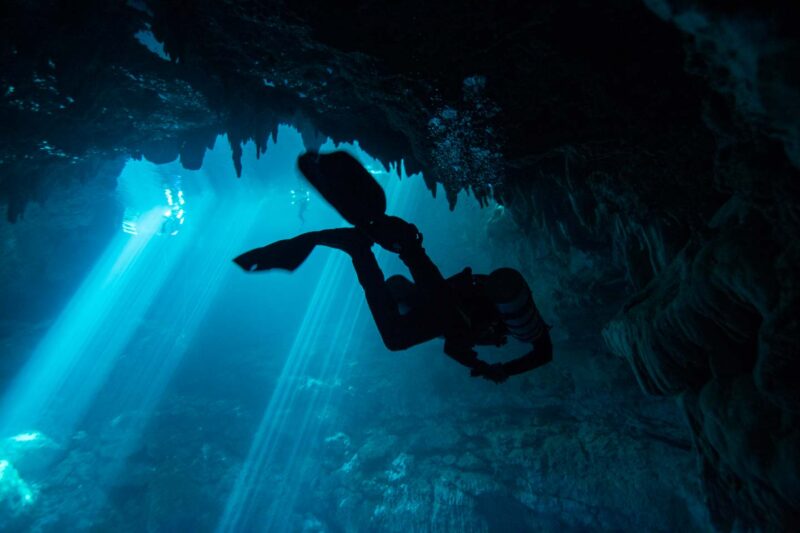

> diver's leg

[
  {"left": 233, "top": 233, "right": 318, "bottom": 272},
  {"left": 368, "top": 217, "right": 472, "bottom": 339},
  {"left": 233, "top": 228, "right": 368, "bottom": 273},
  {"left": 311, "top": 228, "right": 440, "bottom": 350},
  {"left": 236, "top": 226, "right": 442, "bottom": 350},
  {"left": 399, "top": 245, "right": 448, "bottom": 293},
  {"left": 366, "top": 215, "right": 448, "bottom": 290},
  {"left": 347, "top": 245, "right": 440, "bottom": 350}
]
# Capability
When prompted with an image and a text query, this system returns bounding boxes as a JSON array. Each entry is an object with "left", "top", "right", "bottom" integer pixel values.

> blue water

[
  {"left": 0, "top": 126, "right": 707, "bottom": 531},
  {"left": 0, "top": 126, "right": 501, "bottom": 531}
]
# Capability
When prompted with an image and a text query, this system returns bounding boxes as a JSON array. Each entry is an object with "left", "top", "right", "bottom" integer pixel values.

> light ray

[
  {"left": 85, "top": 187, "right": 268, "bottom": 493},
  {"left": 0, "top": 207, "right": 181, "bottom": 439},
  {"left": 216, "top": 152, "right": 419, "bottom": 532}
]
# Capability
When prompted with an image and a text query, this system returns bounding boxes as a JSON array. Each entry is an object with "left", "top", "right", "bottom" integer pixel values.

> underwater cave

[{"left": 1, "top": 1, "right": 799, "bottom": 531}]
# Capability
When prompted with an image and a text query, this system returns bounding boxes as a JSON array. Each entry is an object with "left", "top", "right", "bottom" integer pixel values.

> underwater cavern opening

[
  {"left": 2, "top": 1, "right": 799, "bottom": 531},
  {"left": 0, "top": 127, "right": 703, "bottom": 531}
]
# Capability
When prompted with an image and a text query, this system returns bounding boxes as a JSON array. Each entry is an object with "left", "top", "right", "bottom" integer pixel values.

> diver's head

[{"left": 485, "top": 268, "right": 546, "bottom": 343}]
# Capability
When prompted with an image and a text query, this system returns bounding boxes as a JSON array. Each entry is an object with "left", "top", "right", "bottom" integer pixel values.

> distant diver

[
  {"left": 234, "top": 151, "right": 553, "bottom": 383},
  {"left": 292, "top": 187, "right": 310, "bottom": 224}
]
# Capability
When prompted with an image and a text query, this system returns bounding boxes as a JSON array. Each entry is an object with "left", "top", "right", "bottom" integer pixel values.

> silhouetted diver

[{"left": 234, "top": 151, "right": 552, "bottom": 383}]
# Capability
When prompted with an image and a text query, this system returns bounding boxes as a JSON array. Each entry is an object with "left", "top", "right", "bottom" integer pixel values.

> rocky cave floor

[{"left": 2, "top": 327, "right": 705, "bottom": 532}]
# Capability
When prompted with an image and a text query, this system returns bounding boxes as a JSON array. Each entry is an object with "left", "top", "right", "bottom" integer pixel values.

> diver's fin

[
  {"left": 297, "top": 151, "right": 386, "bottom": 227},
  {"left": 233, "top": 234, "right": 317, "bottom": 272}
]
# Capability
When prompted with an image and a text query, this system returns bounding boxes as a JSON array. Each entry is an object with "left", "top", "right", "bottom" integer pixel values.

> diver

[
  {"left": 290, "top": 187, "right": 311, "bottom": 224},
  {"left": 233, "top": 151, "right": 553, "bottom": 383},
  {"left": 160, "top": 175, "right": 186, "bottom": 236}
]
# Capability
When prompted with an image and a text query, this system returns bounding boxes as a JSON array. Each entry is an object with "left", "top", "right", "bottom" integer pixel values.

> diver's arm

[
  {"left": 443, "top": 338, "right": 509, "bottom": 383},
  {"left": 468, "top": 331, "right": 553, "bottom": 383},
  {"left": 501, "top": 331, "right": 553, "bottom": 376},
  {"left": 443, "top": 337, "right": 482, "bottom": 368},
  {"left": 444, "top": 337, "right": 510, "bottom": 385}
]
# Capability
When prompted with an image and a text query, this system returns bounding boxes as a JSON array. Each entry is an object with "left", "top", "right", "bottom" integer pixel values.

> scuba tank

[{"left": 485, "top": 268, "right": 547, "bottom": 343}]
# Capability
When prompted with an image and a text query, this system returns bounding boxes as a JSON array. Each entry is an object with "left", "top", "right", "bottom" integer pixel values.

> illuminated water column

[
  {"left": 216, "top": 156, "right": 418, "bottom": 533},
  {"left": 83, "top": 185, "right": 269, "bottom": 492},
  {"left": 264, "top": 162, "right": 420, "bottom": 533},
  {"left": 0, "top": 158, "right": 220, "bottom": 443},
  {"left": 0, "top": 140, "right": 304, "bottom": 526},
  {"left": 0, "top": 209, "right": 176, "bottom": 439}
]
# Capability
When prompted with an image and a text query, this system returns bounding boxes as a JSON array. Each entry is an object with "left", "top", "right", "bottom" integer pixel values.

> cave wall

[{"left": 2, "top": 0, "right": 799, "bottom": 529}]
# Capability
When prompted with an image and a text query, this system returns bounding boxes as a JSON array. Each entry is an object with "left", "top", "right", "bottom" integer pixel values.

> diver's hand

[{"left": 470, "top": 362, "right": 508, "bottom": 384}]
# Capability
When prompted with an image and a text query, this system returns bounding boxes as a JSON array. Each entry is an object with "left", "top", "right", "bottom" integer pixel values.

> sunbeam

[
  {"left": 0, "top": 125, "right": 495, "bottom": 531},
  {"left": 217, "top": 158, "right": 418, "bottom": 532},
  {"left": 0, "top": 206, "right": 190, "bottom": 440}
]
